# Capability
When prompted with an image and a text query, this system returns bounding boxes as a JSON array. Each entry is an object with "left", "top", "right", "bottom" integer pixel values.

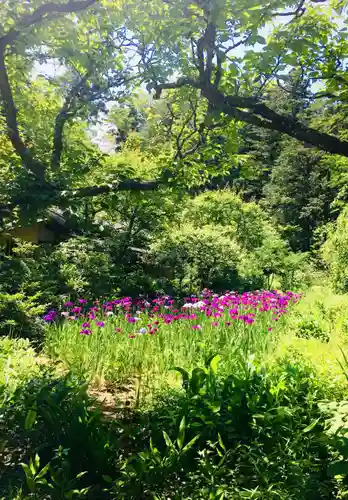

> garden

[
  {"left": 2, "top": 285, "right": 348, "bottom": 499},
  {"left": 2, "top": 0, "right": 348, "bottom": 498}
]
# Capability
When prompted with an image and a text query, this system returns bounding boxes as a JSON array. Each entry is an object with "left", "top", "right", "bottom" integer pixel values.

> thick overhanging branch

[
  {"left": 0, "top": 179, "right": 162, "bottom": 215},
  {"left": 154, "top": 78, "right": 200, "bottom": 98},
  {"left": 272, "top": 0, "right": 306, "bottom": 18},
  {"left": 154, "top": 79, "right": 348, "bottom": 158},
  {"left": 61, "top": 179, "right": 161, "bottom": 198}
]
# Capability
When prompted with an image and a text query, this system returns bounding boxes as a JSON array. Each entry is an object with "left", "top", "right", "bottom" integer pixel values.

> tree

[
  {"left": 0, "top": 0, "right": 160, "bottom": 219},
  {"left": 1, "top": 0, "right": 348, "bottom": 220},
  {"left": 122, "top": 0, "right": 348, "bottom": 156},
  {"left": 263, "top": 139, "right": 336, "bottom": 251}
]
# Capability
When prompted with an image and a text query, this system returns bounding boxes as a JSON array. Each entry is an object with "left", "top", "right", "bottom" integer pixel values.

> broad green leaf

[
  {"left": 303, "top": 418, "right": 321, "bottom": 434},
  {"left": 182, "top": 434, "right": 200, "bottom": 454},
  {"left": 36, "top": 463, "right": 50, "bottom": 479},
  {"left": 163, "top": 431, "right": 174, "bottom": 450},
  {"left": 177, "top": 416, "right": 186, "bottom": 450},
  {"left": 24, "top": 409, "right": 37, "bottom": 430}
]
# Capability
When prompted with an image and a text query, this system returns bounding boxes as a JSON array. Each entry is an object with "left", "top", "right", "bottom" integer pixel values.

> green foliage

[
  {"left": 150, "top": 191, "right": 302, "bottom": 293},
  {"left": 51, "top": 235, "right": 152, "bottom": 297},
  {"left": 264, "top": 139, "right": 336, "bottom": 252},
  {"left": 3, "top": 286, "right": 348, "bottom": 498},
  {"left": 0, "top": 353, "right": 339, "bottom": 500},
  {"left": 184, "top": 190, "right": 270, "bottom": 249},
  {"left": 0, "top": 293, "right": 45, "bottom": 340},
  {"left": 322, "top": 208, "right": 348, "bottom": 293},
  {"left": 150, "top": 223, "right": 243, "bottom": 293}
]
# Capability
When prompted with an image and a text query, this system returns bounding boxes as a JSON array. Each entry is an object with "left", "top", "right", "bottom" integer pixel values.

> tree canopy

[{"left": 0, "top": 0, "right": 347, "bottom": 219}]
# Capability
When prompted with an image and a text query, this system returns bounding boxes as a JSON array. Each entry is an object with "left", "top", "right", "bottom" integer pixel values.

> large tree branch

[
  {"left": 154, "top": 79, "right": 348, "bottom": 157},
  {"left": 203, "top": 85, "right": 348, "bottom": 157},
  {"left": 272, "top": 0, "right": 306, "bottom": 18},
  {"left": 51, "top": 70, "right": 91, "bottom": 169},
  {"left": 62, "top": 179, "right": 161, "bottom": 198},
  {"left": 0, "top": 179, "right": 162, "bottom": 215},
  {"left": 0, "top": 0, "right": 98, "bottom": 48},
  {"left": 0, "top": 51, "right": 46, "bottom": 179}
]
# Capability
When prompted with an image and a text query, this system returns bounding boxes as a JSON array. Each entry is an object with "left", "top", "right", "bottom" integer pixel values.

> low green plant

[
  {"left": 0, "top": 292, "right": 46, "bottom": 340},
  {"left": 110, "top": 357, "right": 335, "bottom": 499}
]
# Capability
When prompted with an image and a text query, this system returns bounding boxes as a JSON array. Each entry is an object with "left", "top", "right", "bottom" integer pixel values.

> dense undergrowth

[{"left": 1, "top": 286, "right": 348, "bottom": 499}]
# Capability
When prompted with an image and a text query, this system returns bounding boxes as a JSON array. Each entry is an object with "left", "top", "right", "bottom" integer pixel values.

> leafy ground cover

[{"left": 1, "top": 287, "right": 348, "bottom": 499}]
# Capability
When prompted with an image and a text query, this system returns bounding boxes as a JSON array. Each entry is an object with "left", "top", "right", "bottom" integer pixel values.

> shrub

[
  {"left": 150, "top": 190, "right": 301, "bottom": 293},
  {"left": 183, "top": 190, "right": 273, "bottom": 249},
  {"left": 0, "top": 293, "right": 46, "bottom": 340},
  {"left": 149, "top": 224, "right": 243, "bottom": 293},
  {"left": 51, "top": 235, "right": 151, "bottom": 298}
]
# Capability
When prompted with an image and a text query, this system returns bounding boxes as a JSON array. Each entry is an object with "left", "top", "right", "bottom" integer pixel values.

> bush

[
  {"left": 184, "top": 190, "right": 273, "bottom": 249},
  {"left": 149, "top": 223, "right": 243, "bottom": 294},
  {"left": 150, "top": 191, "right": 301, "bottom": 294},
  {"left": 0, "top": 293, "right": 46, "bottom": 340},
  {"left": 110, "top": 358, "right": 335, "bottom": 499},
  {"left": 51, "top": 235, "right": 154, "bottom": 298}
]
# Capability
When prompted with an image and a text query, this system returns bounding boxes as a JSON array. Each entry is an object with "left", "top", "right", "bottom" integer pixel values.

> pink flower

[
  {"left": 192, "top": 325, "right": 201, "bottom": 330},
  {"left": 61, "top": 311, "right": 69, "bottom": 317},
  {"left": 212, "top": 321, "right": 219, "bottom": 327},
  {"left": 129, "top": 334, "right": 136, "bottom": 339},
  {"left": 268, "top": 327, "right": 272, "bottom": 332},
  {"left": 115, "top": 327, "right": 122, "bottom": 332}
]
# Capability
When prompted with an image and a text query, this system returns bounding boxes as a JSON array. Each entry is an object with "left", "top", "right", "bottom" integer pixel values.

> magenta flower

[
  {"left": 245, "top": 317, "right": 255, "bottom": 324},
  {"left": 82, "top": 322, "right": 90, "bottom": 328},
  {"left": 80, "top": 329, "right": 91, "bottom": 335},
  {"left": 43, "top": 311, "right": 56, "bottom": 322},
  {"left": 64, "top": 301, "right": 73, "bottom": 307},
  {"left": 128, "top": 317, "right": 136, "bottom": 323},
  {"left": 71, "top": 307, "right": 82, "bottom": 314},
  {"left": 95, "top": 321, "right": 105, "bottom": 328},
  {"left": 115, "top": 327, "right": 122, "bottom": 333},
  {"left": 268, "top": 327, "right": 272, "bottom": 332},
  {"left": 192, "top": 325, "right": 201, "bottom": 330},
  {"left": 79, "top": 299, "right": 88, "bottom": 304}
]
